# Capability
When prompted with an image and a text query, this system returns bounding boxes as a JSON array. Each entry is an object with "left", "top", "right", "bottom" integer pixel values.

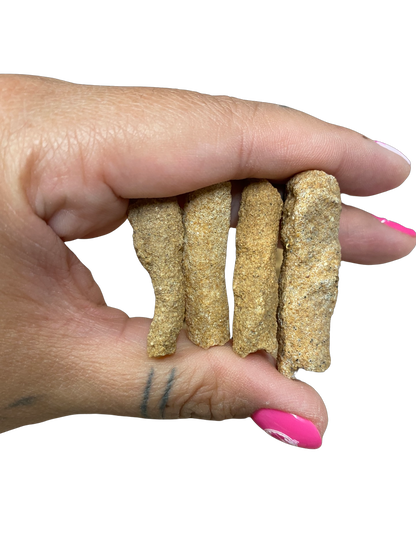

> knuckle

[
  {"left": 176, "top": 373, "right": 221, "bottom": 420},
  {"left": 212, "top": 96, "right": 264, "bottom": 177},
  {"left": 167, "top": 348, "right": 253, "bottom": 421}
]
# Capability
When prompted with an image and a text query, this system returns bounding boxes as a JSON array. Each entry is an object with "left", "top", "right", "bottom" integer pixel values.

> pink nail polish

[
  {"left": 373, "top": 216, "right": 416, "bottom": 237},
  {"left": 374, "top": 141, "right": 411, "bottom": 165},
  {"left": 251, "top": 409, "right": 322, "bottom": 449}
]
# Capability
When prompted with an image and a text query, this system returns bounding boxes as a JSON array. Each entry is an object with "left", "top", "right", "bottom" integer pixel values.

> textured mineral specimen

[
  {"left": 233, "top": 180, "right": 283, "bottom": 357},
  {"left": 276, "top": 170, "right": 341, "bottom": 378},
  {"left": 128, "top": 198, "right": 185, "bottom": 357},
  {"left": 128, "top": 170, "right": 341, "bottom": 369},
  {"left": 183, "top": 182, "right": 232, "bottom": 348}
]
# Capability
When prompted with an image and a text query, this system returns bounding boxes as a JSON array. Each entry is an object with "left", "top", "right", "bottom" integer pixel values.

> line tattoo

[
  {"left": 7, "top": 396, "right": 38, "bottom": 409},
  {"left": 140, "top": 367, "right": 155, "bottom": 418},
  {"left": 159, "top": 368, "right": 176, "bottom": 419}
]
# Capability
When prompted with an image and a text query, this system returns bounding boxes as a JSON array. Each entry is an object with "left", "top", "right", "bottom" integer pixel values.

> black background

[{"left": 0, "top": 56, "right": 416, "bottom": 490}]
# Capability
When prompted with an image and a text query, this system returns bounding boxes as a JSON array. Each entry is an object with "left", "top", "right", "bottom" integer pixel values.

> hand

[{"left": 0, "top": 75, "right": 414, "bottom": 443}]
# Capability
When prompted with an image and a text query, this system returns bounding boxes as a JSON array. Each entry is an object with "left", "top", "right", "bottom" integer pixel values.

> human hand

[{"left": 0, "top": 75, "right": 414, "bottom": 444}]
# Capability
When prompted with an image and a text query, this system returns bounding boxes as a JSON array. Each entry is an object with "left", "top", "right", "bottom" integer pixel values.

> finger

[
  {"left": 62, "top": 311, "right": 328, "bottom": 443},
  {"left": 339, "top": 204, "right": 416, "bottom": 264},
  {"left": 100, "top": 101, "right": 409, "bottom": 199},
  {"left": 3, "top": 76, "right": 411, "bottom": 243},
  {"left": 230, "top": 185, "right": 416, "bottom": 264}
]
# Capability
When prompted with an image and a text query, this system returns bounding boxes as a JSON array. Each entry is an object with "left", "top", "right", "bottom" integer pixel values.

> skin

[{"left": 0, "top": 74, "right": 414, "bottom": 436}]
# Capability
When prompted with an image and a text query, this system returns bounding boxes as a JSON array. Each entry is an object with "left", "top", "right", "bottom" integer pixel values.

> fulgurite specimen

[
  {"left": 277, "top": 170, "right": 342, "bottom": 378},
  {"left": 183, "top": 182, "right": 232, "bottom": 348},
  {"left": 128, "top": 198, "right": 185, "bottom": 357},
  {"left": 232, "top": 179, "right": 283, "bottom": 357}
]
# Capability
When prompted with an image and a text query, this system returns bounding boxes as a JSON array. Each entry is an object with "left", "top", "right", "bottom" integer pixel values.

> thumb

[{"left": 69, "top": 310, "right": 328, "bottom": 448}]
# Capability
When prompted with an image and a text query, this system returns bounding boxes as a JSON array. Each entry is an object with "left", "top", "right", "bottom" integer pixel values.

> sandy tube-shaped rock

[
  {"left": 277, "top": 170, "right": 341, "bottom": 378},
  {"left": 183, "top": 182, "right": 231, "bottom": 348},
  {"left": 128, "top": 198, "right": 185, "bottom": 357},
  {"left": 232, "top": 180, "right": 283, "bottom": 357}
]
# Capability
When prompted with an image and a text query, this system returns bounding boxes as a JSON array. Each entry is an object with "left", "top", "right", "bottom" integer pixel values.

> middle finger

[{"left": 229, "top": 183, "right": 416, "bottom": 265}]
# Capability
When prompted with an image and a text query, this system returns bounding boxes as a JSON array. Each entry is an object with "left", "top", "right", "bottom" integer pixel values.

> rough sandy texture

[
  {"left": 276, "top": 248, "right": 283, "bottom": 281},
  {"left": 277, "top": 170, "right": 341, "bottom": 378},
  {"left": 233, "top": 180, "right": 283, "bottom": 357},
  {"left": 128, "top": 198, "right": 185, "bottom": 357},
  {"left": 183, "top": 182, "right": 231, "bottom": 348}
]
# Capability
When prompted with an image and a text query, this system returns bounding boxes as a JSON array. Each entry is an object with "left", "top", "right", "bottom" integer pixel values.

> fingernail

[
  {"left": 373, "top": 216, "right": 416, "bottom": 237},
  {"left": 251, "top": 409, "right": 322, "bottom": 449},
  {"left": 374, "top": 141, "right": 411, "bottom": 165}
]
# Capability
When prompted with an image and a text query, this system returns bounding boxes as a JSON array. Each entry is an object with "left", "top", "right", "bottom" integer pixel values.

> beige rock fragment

[
  {"left": 128, "top": 198, "right": 185, "bottom": 357},
  {"left": 277, "top": 170, "right": 341, "bottom": 378},
  {"left": 233, "top": 180, "right": 283, "bottom": 357},
  {"left": 183, "top": 182, "right": 231, "bottom": 348}
]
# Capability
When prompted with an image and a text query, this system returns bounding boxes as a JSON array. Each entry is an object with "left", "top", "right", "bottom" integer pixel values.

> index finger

[
  {"left": 97, "top": 90, "right": 410, "bottom": 198},
  {"left": 1, "top": 76, "right": 411, "bottom": 243}
]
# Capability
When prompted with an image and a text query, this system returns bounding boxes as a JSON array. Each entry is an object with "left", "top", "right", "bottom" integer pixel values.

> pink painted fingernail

[
  {"left": 373, "top": 216, "right": 416, "bottom": 237},
  {"left": 374, "top": 141, "right": 411, "bottom": 165},
  {"left": 251, "top": 409, "right": 322, "bottom": 449}
]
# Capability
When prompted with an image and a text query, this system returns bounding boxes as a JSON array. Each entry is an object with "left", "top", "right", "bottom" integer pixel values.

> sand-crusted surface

[
  {"left": 183, "top": 182, "right": 231, "bottom": 349},
  {"left": 276, "top": 170, "right": 341, "bottom": 378},
  {"left": 128, "top": 198, "right": 185, "bottom": 357},
  {"left": 128, "top": 172, "right": 341, "bottom": 374},
  {"left": 233, "top": 179, "right": 283, "bottom": 357}
]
